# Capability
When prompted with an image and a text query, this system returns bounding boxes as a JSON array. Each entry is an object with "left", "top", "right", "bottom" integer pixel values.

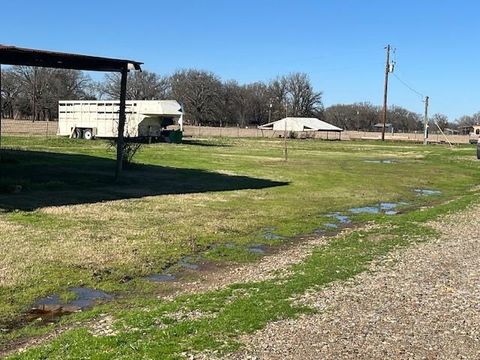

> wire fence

[
  {"left": 1, "top": 119, "right": 57, "bottom": 136},
  {"left": 0, "top": 120, "right": 472, "bottom": 144},
  {"left": 182, "top": 126, "right": 470, "bottom": 144}
]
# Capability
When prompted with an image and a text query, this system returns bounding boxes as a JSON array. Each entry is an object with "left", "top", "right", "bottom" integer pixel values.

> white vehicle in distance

[
  {"left": 57, "top": 100, "right": 183, "bottom": 141},
  {"left": 469, "top": 125, "right": 480, "bottom": 144}
]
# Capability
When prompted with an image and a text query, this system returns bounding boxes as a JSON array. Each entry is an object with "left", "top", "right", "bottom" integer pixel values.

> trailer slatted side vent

[{"left": 57, "top": 100, "right": 183, "bottom": 140}]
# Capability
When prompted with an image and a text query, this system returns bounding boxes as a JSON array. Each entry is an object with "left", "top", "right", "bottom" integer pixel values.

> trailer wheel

[
  {"left": 83, "top": 129, "right": 93, "bottom": 140},
  {"left": 72, "top": 128, "right": 81, "bottom": 139}
]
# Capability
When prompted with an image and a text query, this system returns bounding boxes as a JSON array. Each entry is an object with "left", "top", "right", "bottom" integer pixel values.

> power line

[{"left": 392, "top": 72, "right": 424, "bottom": 100}]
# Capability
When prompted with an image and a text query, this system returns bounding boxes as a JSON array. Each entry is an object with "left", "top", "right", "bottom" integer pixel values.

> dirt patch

[
  {"left": 365, "top": 233, "right": 396, "bottom": 243},
  {"left": 89, "top": 314, "right": 117, "bottom": 337},
  {"left": 0, "top": 325, "right": 74, "bottom": 358},
  {"left": 162, "top": 225, "right": 363, "bottom": 299}
]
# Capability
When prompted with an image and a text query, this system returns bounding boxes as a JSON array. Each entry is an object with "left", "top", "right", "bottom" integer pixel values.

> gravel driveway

[{"left": 227, "top": 205, "right": 480, "bottom": 359}]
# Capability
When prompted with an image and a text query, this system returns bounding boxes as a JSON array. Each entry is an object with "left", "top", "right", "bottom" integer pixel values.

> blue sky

[{"left": 1, "top": 0, "right": 478, "bottom": 119}]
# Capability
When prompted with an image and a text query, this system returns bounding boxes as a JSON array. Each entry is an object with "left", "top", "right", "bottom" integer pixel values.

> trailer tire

[
  {"left": 72, "top": 128, "right": 81, "bottom": 139},
  {"left": 83, "top": 129, "right": 93, "bottom": 140}
]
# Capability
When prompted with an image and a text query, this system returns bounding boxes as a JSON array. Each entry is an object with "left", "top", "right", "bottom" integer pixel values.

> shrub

[{"left": 108, "top": 140, "right": 143, "bottom": 168}]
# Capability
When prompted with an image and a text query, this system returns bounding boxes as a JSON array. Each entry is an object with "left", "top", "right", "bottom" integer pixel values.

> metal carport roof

[
  {"left": 0, "top": 44, "right": 142, "bottom": 178},
  {"left": 0, "top": 44, "right": 142, "bottom": 72},
  {"left": 259, "top": 117, "right": 343, "bottom": 132}
]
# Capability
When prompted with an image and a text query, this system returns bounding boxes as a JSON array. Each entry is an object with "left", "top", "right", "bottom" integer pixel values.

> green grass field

[{"left": 0, "top": 136, "right": 479, "bottom": 358}]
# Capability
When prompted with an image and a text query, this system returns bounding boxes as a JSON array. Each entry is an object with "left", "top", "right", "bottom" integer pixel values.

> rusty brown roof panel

[{"left": 0, "top": 44, "right": 142, "bottom": 72}]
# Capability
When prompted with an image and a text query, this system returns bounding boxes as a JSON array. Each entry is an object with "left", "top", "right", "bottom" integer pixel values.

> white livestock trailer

[{"left": 57, "top": 100, "right": 183, "bottom": 140}]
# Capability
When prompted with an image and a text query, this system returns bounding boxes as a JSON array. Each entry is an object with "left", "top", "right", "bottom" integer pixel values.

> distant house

[
  {"left": 469, "top": 125, "right": 480, "bottom": 144},
  {"left": 460, "top": 124, "right": 480, "bottom": 136},
  {"left": 258, "top": 117, "right": 343, "bottom": 132},
  {"left": 373, "top": 123, "right": 393, "bottom": 132},
  {"left": 444, "top": 128, "right": 459, "bottom": 135}
]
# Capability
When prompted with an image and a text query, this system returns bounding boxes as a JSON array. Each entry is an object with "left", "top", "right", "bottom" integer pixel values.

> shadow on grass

[
  {"left": 181, "top": 139, "right": 232, "bottom": 147},
  {"left": 0, "top": 149, "right": 287, "bottom": 211}
]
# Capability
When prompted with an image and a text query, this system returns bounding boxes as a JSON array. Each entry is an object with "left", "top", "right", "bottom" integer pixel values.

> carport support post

[
  {"left": 0, "top": 63, "right": 2, "bottom": 152},
  {"left": 115, "top": 67, "right": 128, "bottom": 179},
  {"left": 423, "top": 96, "right": 429, "bottom": 145}
]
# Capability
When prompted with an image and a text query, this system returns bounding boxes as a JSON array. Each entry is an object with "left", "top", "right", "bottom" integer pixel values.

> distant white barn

[{"left": 259, "top": 117, "right": 343, "bottom": 133}]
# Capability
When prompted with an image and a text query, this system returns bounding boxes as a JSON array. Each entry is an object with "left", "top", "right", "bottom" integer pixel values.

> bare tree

[
  {"left": 389, "top": 106, "right": 422, "bottom": 132},
  {"left": 325, "top": 103, "right": 379, "bottom": 130},
  {"left": 4, "top": 65, "right": 327, "bottom": 127},
  {"left": 1, "top": 68, "right": 21, "bottom": 119},
  {"left": 284, "top": 73, "right": 323, "bottom": 117},
  {"left": 10, "top": 66, "right": 50, "bottom": 121},
  {"left": 243, "top": 82, "right": 270, "bottom": 125},
  {"left": 5, "top": 66, "right": 92, "bottom": 120},
  {"left": 456, "top": 115, "right": 477, "bottom": 130},
  {"left": 267, "top": 76, "right": 288, "bottom": 121},
  {"left": 170, "top": 69, "right": 222, "bottom": 125},
  {"left": 324, "top": 103, "right": 422, "bottom": 132},
  {"left": 219, "top": 80, "right": 245, "bottom": 126},
  {"left": 456, "top": 115, "right": 474, "bottom": 128},
  {"left": 99, "top": 70, "right": 170, "bottom": 100},
  {"left": 266, "top": 73, "right": 323, "bottom": 120},
  {"left": 430, "top": 113, "right": 449, "bottom": 131}
]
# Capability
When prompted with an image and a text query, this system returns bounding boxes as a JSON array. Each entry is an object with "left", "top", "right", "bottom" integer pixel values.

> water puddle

[
  {"left": 414, "top": 189, "right": 442, "bottom": 196},
  {"left": 349, "top": 206, "right": 380, "bottom": 214},
  {"left": 145, "top": 256, "right": 203, "bottom": 284},
  {"left": 146, "top": 274, "right": 176, "bottom": 282},
  {"left": 178, "top": 256, "right": 201, "bottom": 270},
  {"left": 145, "top": 242, "right": 269, "bottom": 285},
  {"left": 261, "top": 227, "right": 286, "bottom": 241},
  {"left": 315, "top": 214, "right": 352, "bottom": 233},
  {"left": 247, "top": 245, "right": 267, "bottom": 254},
  {"left": 364, "top": 159, "right": 397, "bottom": 164},
  {"left": 349, "top": 202, "right": 407, "bottom": 216},
  {"left": 263, "top": 233, "right": 285, "bottom": 240},
  {"left": 28, "top": 287, "right": 112, "bottom": 323},
  {"left": 217, "top": 242, "right": 269, "bottom": 255},
  {"left": 326, "top": 212, "right": 351, "bottom": 224}
]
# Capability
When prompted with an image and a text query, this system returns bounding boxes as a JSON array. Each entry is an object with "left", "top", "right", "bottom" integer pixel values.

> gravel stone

[
  {"left": 225, "top": 204, "right": 480, "bottom": 359},
  {"left": 89, "top": 314, "right": 118, "bottom": 337}
]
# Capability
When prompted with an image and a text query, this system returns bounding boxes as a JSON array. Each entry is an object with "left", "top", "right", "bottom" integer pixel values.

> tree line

[
  {"left": 1, "top": 66, "right": 478, "bottom": 132},
  {"left": 1, "top": 66, "right": 92, "bottom": 121},
  {"left": 99, "top": 69, "right": 323, "bottom": 127},
  {"left": 0, "top": 67, "right": 322, "bottom": 127}
]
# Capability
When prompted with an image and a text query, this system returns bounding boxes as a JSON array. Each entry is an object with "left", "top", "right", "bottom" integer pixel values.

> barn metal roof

[{"left": 0, "top": 44, "right": 142, "bottom": 72}]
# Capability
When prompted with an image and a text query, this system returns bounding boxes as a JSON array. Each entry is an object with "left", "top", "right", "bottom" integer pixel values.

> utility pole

[
  {"left": 423, "top": 96, "right": 429, "bottom": 145},
  {"left": 284, "top": 100, "right": 288, "bottom": 161},
  {"left": 115, "top": 67, "right": 128, "bottom": 180},
  {"left": 32, "top": 68, "right": 37, "bottom": 122},
  {"left": 0, "top": 64, "right": 2, "bottom": 151},
  {"left": 381, "top": 44, "right": 391, "bottom": 141}
]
